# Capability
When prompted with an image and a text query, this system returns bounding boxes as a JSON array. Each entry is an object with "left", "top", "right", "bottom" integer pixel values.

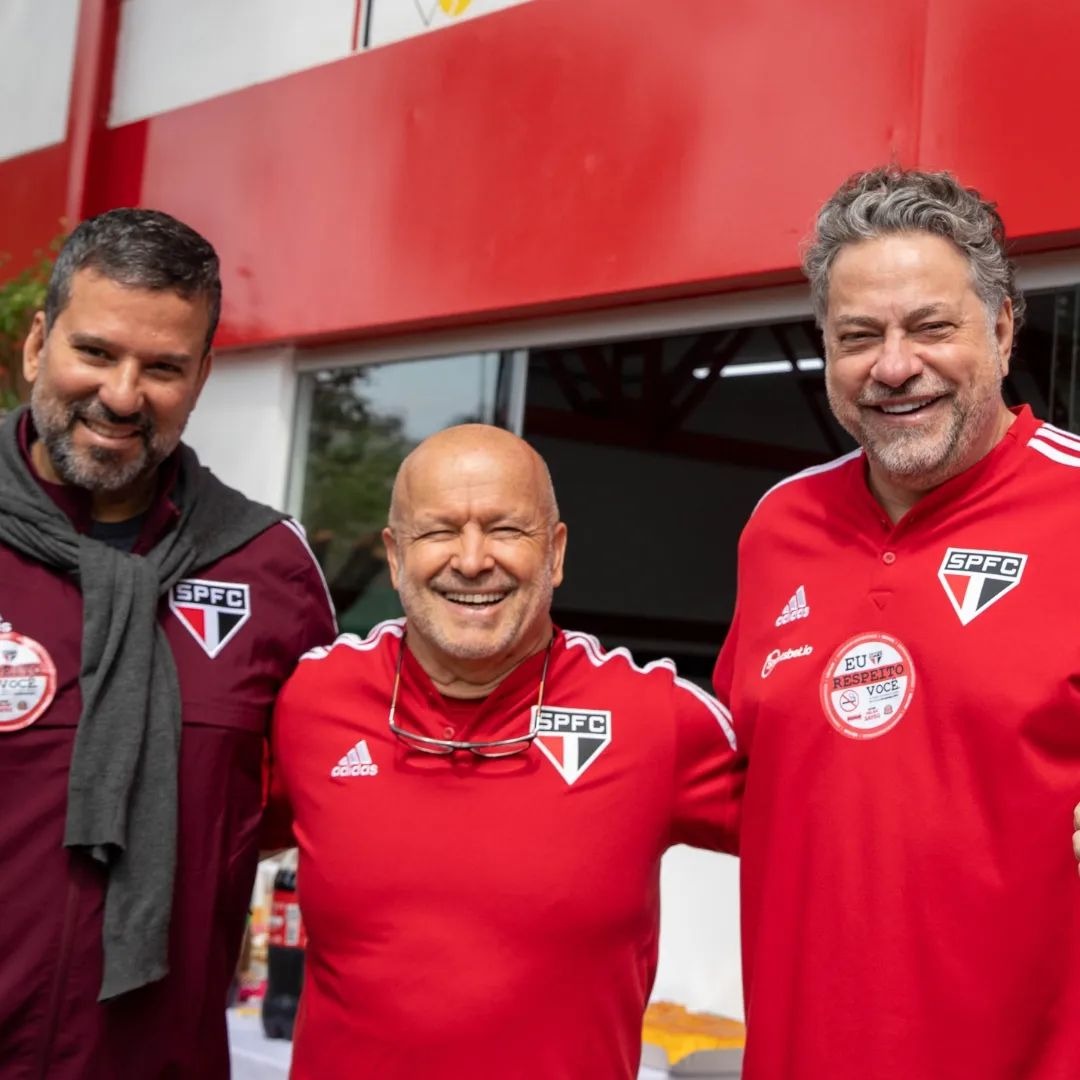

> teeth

[
  {"left": 444, "top": 592, "right": 506, "bottom": 605},
  {"left": 84, "top": 420, "right": 137, "bottom": 437},
  {"left": 880, "top": 401, "right": 928, "bottom": 415}
]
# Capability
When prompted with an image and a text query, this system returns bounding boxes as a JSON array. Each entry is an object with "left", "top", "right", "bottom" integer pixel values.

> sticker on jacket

[
  {"left": 820, "top": 632, "right": 915, "bottom": 741},
  {"left": 169, "top": 579, "right": 252, "bottom": 659},
  {"left": 0, "top": 630, "right": 57, "bottom": 733},
  {"left": 535, "top": 706, "right": 612, "bottom": 785}
]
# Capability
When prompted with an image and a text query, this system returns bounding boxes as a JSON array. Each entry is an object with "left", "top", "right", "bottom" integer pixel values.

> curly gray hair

[{"left": 803, "top": 167, "right": 1025, "bottom": 335}]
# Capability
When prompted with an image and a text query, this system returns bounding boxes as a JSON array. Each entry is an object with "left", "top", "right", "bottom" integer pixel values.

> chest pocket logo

[
  {"left": 937, "top": 548, "right": 1028, "bottom": 626},
  {"left": 534, "top": 706, "right": 612, "bottom": 785},
  {"left": 169, "top": 579, "right": 252, "bottom": 658}
]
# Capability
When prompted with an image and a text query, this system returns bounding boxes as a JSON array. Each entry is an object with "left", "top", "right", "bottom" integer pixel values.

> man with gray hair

[{"left": 713, "top": 167, "right": 1080, "bottom": 1079}]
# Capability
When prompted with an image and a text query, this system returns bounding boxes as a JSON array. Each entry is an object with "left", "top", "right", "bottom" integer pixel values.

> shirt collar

[{"left": 850, "top": 403, "right": 1039, "bottom": 532}]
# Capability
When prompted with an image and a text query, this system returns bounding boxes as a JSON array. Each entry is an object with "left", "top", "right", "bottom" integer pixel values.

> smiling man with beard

[
  {"left": 0, "top": 209, "right": 336, "bottom": 1079},
  {"left": 713, "top": 168, "right": 1080, "bottom": 1080},
  {"left": 267, "top": 424, "right": 745, "bottom": 1079}
]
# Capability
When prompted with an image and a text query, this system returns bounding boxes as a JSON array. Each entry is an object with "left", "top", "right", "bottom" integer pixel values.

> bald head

[
  {"left": 388, "top": 424, "right": 559, "bottom": 536},
  {"left": 382, "top": 424, "right": 567, "bottom": 682}
]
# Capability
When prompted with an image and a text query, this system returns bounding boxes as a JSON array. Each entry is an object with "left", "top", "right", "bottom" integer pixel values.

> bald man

[{"left": 267, "top": 425, "right": 745, "bottom": 1080}]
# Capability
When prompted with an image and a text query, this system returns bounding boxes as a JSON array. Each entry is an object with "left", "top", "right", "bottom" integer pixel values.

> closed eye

[
  {"left": 147, "top": 362, "right": 184, "bottom": 377},
  {"left": 77, "top": 345, "right": 111, "bottom": 360}
]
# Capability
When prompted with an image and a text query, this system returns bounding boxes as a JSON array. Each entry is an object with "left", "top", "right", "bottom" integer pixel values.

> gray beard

[{"left": 30, "top": 394, "right": 164, "bottom": 494}]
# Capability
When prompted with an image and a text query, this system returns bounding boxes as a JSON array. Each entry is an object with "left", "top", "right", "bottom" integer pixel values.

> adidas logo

[
  {"left": 775, "top": 586, "right": 810, "bottom": 627},
  {"left": 330, "top": 739, "right": 379, "bottom": 778}
]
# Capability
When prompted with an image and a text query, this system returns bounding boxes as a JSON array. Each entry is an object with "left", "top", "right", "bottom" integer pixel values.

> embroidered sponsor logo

[
  {"left": 761, "top": 643, "right": 814, "bottom": 679},
  {"left": 535, "top": 706, "right": 611, "bottom": 786},
  {"left": 775, "top": 586, "right": 810, "bottom": 626},
  {"left": 169, "top": 579, "right": 252, "bottom": 658},
  {"left": 330, "top": 739, "right": 379, "bottom": 778},
  {"left": 937, "top": 548, "right": 1027, "bottom": 626}
]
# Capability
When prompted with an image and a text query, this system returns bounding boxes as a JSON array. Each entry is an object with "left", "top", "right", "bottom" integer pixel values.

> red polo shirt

[
  {"left": 715, "top": 406, "right": 1080, "bottom": 1080},
  {"left": 272, "top": 622, "right": 744, "bottom": 1079}
]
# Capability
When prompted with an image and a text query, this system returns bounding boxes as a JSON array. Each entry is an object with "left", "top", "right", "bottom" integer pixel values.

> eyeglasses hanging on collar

[{"left": 388, "top": 634, "right": 553, "bottom": 758}]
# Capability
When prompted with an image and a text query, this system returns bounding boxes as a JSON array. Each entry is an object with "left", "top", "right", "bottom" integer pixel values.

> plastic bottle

[{"left": 261, "top": 853, "right": 306, "bottom": 1040}]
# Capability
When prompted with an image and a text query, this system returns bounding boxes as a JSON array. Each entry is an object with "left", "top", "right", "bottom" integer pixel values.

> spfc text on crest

[
  {"left": 534, "top": 706, "right": 612, "bottom": 786},
  {"left": 169, "top": 579, "right": 252, "bottom": 658},
  {"left": 937, "top": 547, "right": 1027, "bottom": 626}
]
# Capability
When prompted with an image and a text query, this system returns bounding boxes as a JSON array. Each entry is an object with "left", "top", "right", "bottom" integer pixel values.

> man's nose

[
  {"left": 451, "top": 525, "right": 495, "bottom": 578},
  {"left": 96, "top": 361, "right": 145, "bottom": 418},
  {"left": 871, "top": 329, "right": 924, "bottom": 388}
]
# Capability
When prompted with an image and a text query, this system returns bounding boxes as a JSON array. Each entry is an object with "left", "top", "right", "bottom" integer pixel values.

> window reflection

[{"left": 295, "top": 353, "right": 507, "bottom": 632}]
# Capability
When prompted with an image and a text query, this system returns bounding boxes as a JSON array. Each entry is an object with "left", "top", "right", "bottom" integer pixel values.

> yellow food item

[{"left": 642, "top": 1001, "right": 746, "bottom": 1064}]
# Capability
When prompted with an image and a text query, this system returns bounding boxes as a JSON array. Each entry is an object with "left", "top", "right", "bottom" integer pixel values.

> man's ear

[
  {"left": 550, "top": 522, "right": 568, "bottom": 589},
  {"left": 382, "top": 526, "right": 401, "bottom": 590},
  {"left": 22, "top": 311, "right": 47, "bottom": 383},
  {"left": 995, "top": 297, "right": 1014, "bottom": 376}
]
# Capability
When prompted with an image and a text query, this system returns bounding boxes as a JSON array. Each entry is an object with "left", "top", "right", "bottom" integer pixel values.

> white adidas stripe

[
  {"left": 753, "top": 448, "right": 862, "bottom": 514},
  {"left": 301, "top": 618, "right": 405, "bottom": 662},
  {"left": 280, "top": 518, "right": 339, "bottom": 632},
  {"left": 1037, "top": 422, "right": 1080, "bottom": 449},
  {"left": 1028, "top": 439, "right": 1080, "bottom": 467},
  {"left": 563, "top": 631, "right": 737, "bottom": 751},
  {"left": 1027, "top": 429, "right": 1080, "bottom": 468},
  {"left": 341, "top": 740, "right": 372, "bottom": 767}
]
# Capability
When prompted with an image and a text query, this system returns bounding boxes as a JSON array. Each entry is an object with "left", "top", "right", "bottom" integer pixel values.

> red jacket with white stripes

[{"left": 0, "top": 436, "right": 337, "bottom": 1079}]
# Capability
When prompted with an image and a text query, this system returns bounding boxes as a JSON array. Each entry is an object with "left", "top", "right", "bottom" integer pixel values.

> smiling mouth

[
  {"left": 440, "top": 591, "right": 511, "bottom": 608},
  {"left": 869, "top": 396, "right": 944, "bottom": 417},
  {"left": 78, "top": 417, "right": 144, "bottom": 441}
]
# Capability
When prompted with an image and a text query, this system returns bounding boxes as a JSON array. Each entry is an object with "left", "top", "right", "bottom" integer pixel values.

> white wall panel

[
  {"left": 653, "top": 848, "right": 742, "bottom": 1020},
  {"left": 184, "top": 347, "right": 297, "bottom": 510},
  {"left": 110, "top": 0, "right": 357, "bottom": 126},
  {"left": 367, "top": 0, "right": 533, "bottom": 48},
  {"left": 0, "top": 0, "right": 80, "bottom": 161}
]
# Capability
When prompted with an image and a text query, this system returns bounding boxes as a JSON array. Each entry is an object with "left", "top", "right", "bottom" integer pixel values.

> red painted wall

[
  {"left": 0, "top": 144, "right": 68, "bottom": 270},
  {"left": 2, "top": 0, "right": 1079, "bottom": 348}
]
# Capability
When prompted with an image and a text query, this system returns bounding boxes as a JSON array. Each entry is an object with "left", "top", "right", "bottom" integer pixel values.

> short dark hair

[
  {"left": 803, "top": 167, "right": 1025, "bottom": 336},
  {"left": 45, "top": 207, "right": 222, "bottom": 353}
]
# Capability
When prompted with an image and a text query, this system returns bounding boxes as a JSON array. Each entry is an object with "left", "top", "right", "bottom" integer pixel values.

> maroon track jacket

[{"left": 0, "top": 436, "right": 337, "bottom": 1079}]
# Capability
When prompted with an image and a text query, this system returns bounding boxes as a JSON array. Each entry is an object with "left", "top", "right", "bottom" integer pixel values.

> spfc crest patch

[
  {"left": 169, "top": 579, "right": 252, "bottom": 658},
  {"left": 937, "top": 548, "right": 1027, "bottom": 626},
  {"left": 535, "top": 706, "right": 611, "bottom": 786}
]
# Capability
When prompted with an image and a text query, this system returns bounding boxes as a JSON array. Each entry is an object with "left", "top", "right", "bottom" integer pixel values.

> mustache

[{"left": 71, "top": 398, "right": 154, "bottom": 437}]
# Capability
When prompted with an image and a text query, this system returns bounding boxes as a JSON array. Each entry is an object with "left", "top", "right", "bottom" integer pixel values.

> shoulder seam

[
  {"left": 300, "top": 618, "right": 405, "bottom": 662},
  {"left": 278, "top": 518, "right": 338, "bottom": 632},
  {"left": 562, "top": 631, "right": 737, "bottom": 750},
  {"left": 752, "top": 448, "right": 862, "bottom": 515}
]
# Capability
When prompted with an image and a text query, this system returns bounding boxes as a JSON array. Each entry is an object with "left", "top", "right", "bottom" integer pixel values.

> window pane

[
  {"left": 1011, "top": 286, "right": 1080, "bottom": 432},
  {"left": 524, "top": 320, "right": 851, "bottom": 681},
  {"left": 295, "top": 352, "right": 507, "bottom": 632}
]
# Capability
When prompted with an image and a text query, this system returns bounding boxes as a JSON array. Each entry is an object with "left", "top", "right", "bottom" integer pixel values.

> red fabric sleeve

[{"left": 668, "top": 671, "right": 745, "bottom": 855}]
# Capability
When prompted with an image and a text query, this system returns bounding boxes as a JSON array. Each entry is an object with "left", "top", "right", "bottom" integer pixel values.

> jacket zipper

[{"left": 37, "top": 871, "right": 81, "bottom": 1080}]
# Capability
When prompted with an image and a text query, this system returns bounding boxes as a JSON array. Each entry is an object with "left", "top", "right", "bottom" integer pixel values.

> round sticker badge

[
  {"left": 819, "top": 632, "right": 915, "bottom": 740},
  {"left": 0, "top": 630, "right": 58, "bottom": 733}
]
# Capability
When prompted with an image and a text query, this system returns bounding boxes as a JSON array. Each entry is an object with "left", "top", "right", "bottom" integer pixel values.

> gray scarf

[{"left": 0, "top": 406, "right": 284, "bottom": 1000}]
